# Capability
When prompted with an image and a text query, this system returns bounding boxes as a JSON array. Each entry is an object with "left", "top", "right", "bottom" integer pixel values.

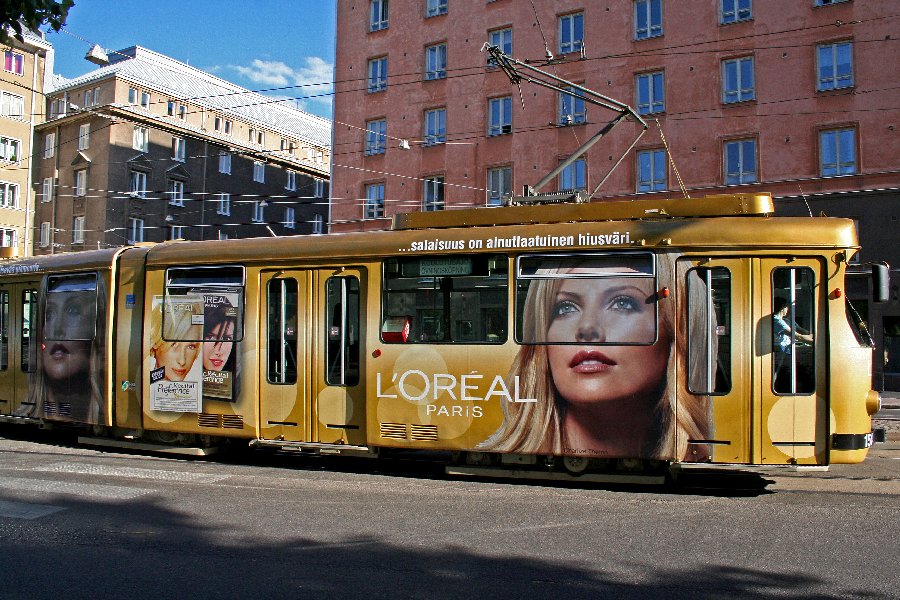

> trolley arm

[{"left": 483, "top": 44, "right": 649, "bottom": 201}]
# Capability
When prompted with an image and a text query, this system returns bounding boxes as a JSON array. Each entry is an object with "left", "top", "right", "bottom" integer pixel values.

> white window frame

[
  {"left": 817, "top": 41, "right": 853, "bottom": 91},
  {"left": 74, "top": 169, "right": 88, "bottom": 198},
  {"left": 636, "top": 71, "right": 665, "bottom": 115},
  {"left": 172, "top": 136, "right": 186, "bottom": 161},
  {"left": 722, "top": 56, "right": 755, "bottom": 103},
  {"left": 634, "top": 0, "right": 663, "bottom": 40},
  {"left": 0, "top": 181, "right": 19, "bottom": 208},
  {"left": 424, "top": 108, "right": 446, "bottom": 145},
  {"left": 42, "top": 177, "right": 54, "bottom": 203},
  {"left": 312, "top": 214, "right": 324, "bottom": 235},
  {"left": 216, "top": 193, "right": 231, "bottom": 216},
  {"left": 721, "top": 0, "right": 752, "bottom": 24},
  {"left": 128, "top": 218, "right": 144, "bottom": 244},
  {"left": 140, "top": 91, "right": 151, "bottom": 109},
  {"left": 426, "top": 0, "right": 447, "bottom": 17},
  {"left": 253, "top": 161, "right": 265, "bottom": 183},
  {"left": 44, "top": 132, "right": 55, "bottom": 158},
  {"left": 252, "top": 201, "right": 266, "bottom": 223},
  {"left": 77, "top": 123, "right": 90, "bottom": 150},
  {"left": 283, "top": 207, "right": 296, "bottom": 229},
  {"left": 637, "top": 149, "right": 667, "bottom": 192},
  {"left": 365, "top": 183, "right": 385, "bottom": 219},
  {"left": 560, "top": 159, "right": 586, "bottom": 191},
  {"left": 40, "top": 222, "right": 50, "bottom": 248},
  {"left": 488, "top": 96, "right": 512, "bottom": 136},
  {"left": 724, "top": 138, "right": 757, "bottom": 185},
  {"left": 0, "top": 228, "right": 18, "bottom": 249},
  {"left": 129, "top": 170, "right": 148, "bottom": 199},
  {"left": 370, "top": 0, "right": 389, "bottom": 31},
  {"left": 219, "top": 152, "right": 232, "bottom": 174},
  {"left": 0, "top": 91, "right": 24, "bottom": 119},
  {"left": 425, "top": 44, "right": 447, "bottom": 80},
  {"left": 0, "top": 136, "right": 21, "bottom": 162},
  {"left": 488, "top": 28, "right": 512, "bottom": 65},
  {"left": 314, "top": 179, "right": 325, "bottom": 198},
  {"left": 559, "top": 86, "right": 587, "bottom": 125},
  {"left": 169, "top": 225, "right": 184, "bottom": 240},
  {"left": 128, "top": 87, "right": 138, "bottom": 104},
  {"left": 133, "top": 126, "right": 149, "bottom": 152},
  {"left": 367, "top": 57, "right": 388, "bottom": 92},
  {"left": 558, "top": 12, "right": 584, "bottom": 55},
  {"left": 285, "top": 170, "right": 297, "bottom": 191},
  {"left": 73, "top": 216, "right": 85, "bottom": 244},
  {"left": 423, "top": 176, "right": 444, "bottom": 211},
  {"left": 819, "top": 127, "right": 856, "bottom": 177},
  {"left": 3, "top": 50, "right": 25, "bottom": 76},
  {"left": 365, "top": 119, "right": 387, "bottom": 155},
  {"left": 168, "top": 179, "right": 185, "bottom": 206},
  {"left": 487, "top": 166, "right": 511, "bottom": 207}
]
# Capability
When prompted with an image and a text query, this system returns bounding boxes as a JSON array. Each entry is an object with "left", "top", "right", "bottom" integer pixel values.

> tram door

[
  {"left": 259, "top": 268, "right": 366, "bottom": 445},
  {"left": 0, "top": 283, "right": 38, "bottom": 417}
]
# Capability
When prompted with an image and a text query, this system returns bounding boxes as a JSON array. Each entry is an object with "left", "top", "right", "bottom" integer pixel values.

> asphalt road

[{"left": 0, "top": 427, "right": 898, "bottom": 600}]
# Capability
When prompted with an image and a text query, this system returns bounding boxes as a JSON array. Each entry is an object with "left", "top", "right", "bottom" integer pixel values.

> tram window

[
  {"left": 163, "top": 266, "right": 244, "bottom": 342},
  {"left": 326, "top": 276, "right": 360, "bottom": 386},
  {"left": 267, "top": 278, "right": 297, "bottom": 385},
  {"left": 686, "top": 267, "right": 731, "bottom": 395},
  {"left": 772, "top": 267, "right": 815, "bottom": 395},
  {"left": 845, "top": 298, "right": 873, "bottom": 347},
  {"left": 515, "top": 253, "right": 657, "bottom": 345},
  {"left": 45, "top": 275, "right": 97, "bottom": 341},
  {"left": 20, "top": 289, "right": 36, "bottom": 372},
  {"left": 381, "top": 255, "right": 508, "bottom": 344},
  {"left": 0, "top": 291, "right": 7, "bottom": 370}
]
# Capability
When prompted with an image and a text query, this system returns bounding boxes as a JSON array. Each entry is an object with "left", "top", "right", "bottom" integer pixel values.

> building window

[
  {"left": 168, "top": 101, "right": 177, "bottom": 116},
  {"left": 285, "top": 170, "right": 296, "bottom": 191},
  {"left": 820, "top": 128, "right": 856, "bottom": 176},
  {"left": 217, "top": 231, "right": 229, "bottom": 241},
  {"left": 817, "top": 41, "right": 853, "bottom": 91},
  {"left": 140, "top": 91, "right": 150, "bottom": 109},
  {"left": 367, "top": 57, "right": 388, "bottom": 92},
  {"left": 365, "top": 119, "right": 387, "bottom": 155},
  {"left": 0, "top": 136, "right": 21, "bottom": 161},
  {"left": 172, "top": 137, "right": 186, "bottom": 161},
  {"left": 0, "top": 182, "right": 18, "bottom": 208},
  {"left": 41, "top": 177, "right": 54, "bottom": 203},
  {"left": 77, "top": 123, "right": 90, "bottom": 150},
  {"left": 1, "top": 91, "right": 24, "bottom": 119},
  {"left": 487, "top": 167, "right": 511, "bottom": 206},
  {"left": 313, "top": 214, "right": 324, "bottom": 234},
  {"left": 721, "top": 0, "right": 751, "bottom": 23},
  {"left": 216, "top": 193, "right": 231, "bottom": 216},
  {"left": 637, "top": 149, "right": 667, "bottom": 192},
  {"left": 284, "top": 207, "right": 296, "bottom": 229},
  {"left": 815, "top": 0, "right": 850, "bottom": 5},
  {"left": 724, "top": 139, "right": 757, "bottom": 185},
  {"left": 3, "top": 51, "right": 24, "bottom": 76},
  {"left": 40, "top": 222, "right": 50, "bottom": 248},
  {"left": 559, "top": 86, "right": 587, "bottom": 125},
  {"left": 219, "top": 152, "right": 231, "bottom": 174},
  {"left": 636, "top": 71, "right": 665, "bottom": 115},
  {"left": 487, "top": 28, "right": 512, "bottom": 65},
  {"left": 426, "top": 0, "right": 447, "bottom": 17},
  {"left": 253, "top": 161, "right": 265, "bottom": 183},
  {"left": 634, "top": 0, "right": 663, "bottom": 40},
  {"left": 314, "top": 179, "right": 325, "bottom": 198},
  {"left": 425, "top": 44, "right": 447, "bottom": 80},
  {"left": 558, "top": 12, "right": 584, "bottom": 54},
  {"left": 129, "top": 170, "right": 148, "bottom": 198},
  {"left": 370, "top": 0, "right": 389, "bottom": 31},
  {"left": 365, "top": 183, "right": 385, "bottom": 219},
  {"left": 169, "top": 225, "right": 184, "bottom": 240},
  {"left": 723, "top": 57, "right": 755, "bottom": 103},
  {"left": 252, "top": 201, "right": 266, "bottom": 223},
  {"left": 488, "top": 96, "right": 512, "bottom": 136},
  {"left": 128, "top": 218, "right": 144, "bottom": 244},
  {"left": 133, "top": 126, "right": 149, "bottom": 152},
  {"left": 128, "top": 87, "right": 138, "bottom": 104},
  {"left": 0, "top": 228, "right": 17, "bottom": 249},
  {"left": 560, "top": 159, "right": 586, "bottom": 191},
  {"left": 73, "top": 216, "right": 85, "bottom": 244},
  {"left": 43, "top": 132, "right": 55, "bottom": 158},
  {"left": 168, "top": 179, "right": 185, "bottom": 206},
  {"left": 423, "top": 176, "right": 444, "bottom": 211},
  {"left": 74, "top": 169, "right": 88, "bottom": 198},
  {"left": 424, "top": 108, "right": 446, "bottom": 145}
]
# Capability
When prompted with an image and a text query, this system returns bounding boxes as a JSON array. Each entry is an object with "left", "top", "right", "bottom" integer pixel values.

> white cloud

[{"left": 231, "top": 57, "right": 334, "bottom": 107}]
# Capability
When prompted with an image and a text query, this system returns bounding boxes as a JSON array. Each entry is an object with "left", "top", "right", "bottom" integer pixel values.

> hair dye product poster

[{"left": 198, "top": 290, "right": 240, "bottom": 402}]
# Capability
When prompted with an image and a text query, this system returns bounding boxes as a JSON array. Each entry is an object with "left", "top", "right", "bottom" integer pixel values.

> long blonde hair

[
  {"left": 480, "top": 254, "right": 711, "bottom": 460},
  {"left": 150, "top": 296, "right": 203, "bottom": 359}
]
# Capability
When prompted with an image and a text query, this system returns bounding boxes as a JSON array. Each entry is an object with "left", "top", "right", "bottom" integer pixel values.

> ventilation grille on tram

[
  {"left": 198, "top": 413, "right": 244, "bottom": 429},
  {"left": 44, "top": 401, "right": 72, "bottom": 417},
  {"left": 380, "top": 422, "right": 439, "bottom": 441}
]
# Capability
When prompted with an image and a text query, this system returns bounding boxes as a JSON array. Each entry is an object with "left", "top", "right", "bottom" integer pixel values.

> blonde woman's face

[
  {"left": 545, "top": 276, "right": 669, "bottom": 406},
  {"left": 156, "top": 341, "right": 200, "bottom": 381}
]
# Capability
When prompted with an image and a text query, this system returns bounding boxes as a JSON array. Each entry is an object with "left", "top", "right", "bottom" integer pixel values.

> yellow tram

[{"left": 0, "top": 193, "right": 886, "bottom": 482}]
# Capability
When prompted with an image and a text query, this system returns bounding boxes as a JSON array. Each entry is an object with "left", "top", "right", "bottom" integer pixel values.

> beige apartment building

[
  {"left": 34, "top": 45, "right": 331, "bottom": 253},
  {"left": 0, "top": 27, "right": 52, "bottom": 257}
]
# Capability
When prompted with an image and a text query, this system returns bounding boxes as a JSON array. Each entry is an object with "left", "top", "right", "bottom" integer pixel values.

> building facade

[
  {"left": 34, "top": 46, "right": 330, "bottom": 252},
  {"left": 332, "top": 0, "right": 899, "bottom": 389},
  {"left": 0, "top": 27, "right": 52, "bottom": 257}
]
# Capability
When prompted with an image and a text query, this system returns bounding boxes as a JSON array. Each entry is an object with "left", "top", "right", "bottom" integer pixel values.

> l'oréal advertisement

[{"left": 149, "top": 290, "right": 240, "bottom": 412}]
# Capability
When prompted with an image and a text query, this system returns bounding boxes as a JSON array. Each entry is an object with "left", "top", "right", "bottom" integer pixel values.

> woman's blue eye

[
  {"left": 551, "top": 300, "right": 579, "bottom": 319},
  {"left": 608, "top": 295, "right": 638, "bottom": 311}
]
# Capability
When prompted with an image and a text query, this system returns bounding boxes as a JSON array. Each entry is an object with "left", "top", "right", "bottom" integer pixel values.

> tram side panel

[{"left": 113, "top": 248, "right": 151, "bottom": 431}]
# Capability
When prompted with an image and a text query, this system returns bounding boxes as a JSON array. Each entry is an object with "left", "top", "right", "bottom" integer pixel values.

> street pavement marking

[
  {"left": 0, "top": 499, "right": 65, "bottom": 519},
  {"left": 33, "top": 462, "right": 229, "bottom": 484},
  {"left": 0, "top": 476, "right": 150, "bottom": 500}
]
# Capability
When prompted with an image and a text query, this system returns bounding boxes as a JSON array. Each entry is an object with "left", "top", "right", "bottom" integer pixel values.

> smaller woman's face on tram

[
  {"left": 545, "top": 272, "right": 669, "bottom": 406},
  {"left": 42, "top": 291, "right": 95, "bottom": 381},
  {"left": 156, "top": 341, "right": 201, "bottom": 381},
  {"left": 203, "top": 320, "right": 235, "bottom": 371}
]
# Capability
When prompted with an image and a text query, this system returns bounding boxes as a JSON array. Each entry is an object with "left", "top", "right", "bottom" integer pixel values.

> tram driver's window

[
  {"left": 772, "top": 267, "right": 815, "bottom": 395},
  {"left": 686, "top": 267, "right": 731, "bottom": 395},
  {"left": 381, "top": 254, "right": 508, "bottom": 344}
]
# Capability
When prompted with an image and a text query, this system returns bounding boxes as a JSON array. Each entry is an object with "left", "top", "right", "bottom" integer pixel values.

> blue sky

[{"left": 47, "top": 0, "right": 336, "bottom": 119}]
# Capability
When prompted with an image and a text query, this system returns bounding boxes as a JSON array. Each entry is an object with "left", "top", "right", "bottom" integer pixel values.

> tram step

[
  {"left": 251, "top": 439, "right": 374, "bottom": 457},
  {"left": 77, "top": 436, "right": 219, "bottom": 456}
]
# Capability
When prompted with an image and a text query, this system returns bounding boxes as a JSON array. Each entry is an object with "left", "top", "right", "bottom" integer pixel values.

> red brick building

[{"left": 332, "top": 0, "right": 900, "bottom": 390}]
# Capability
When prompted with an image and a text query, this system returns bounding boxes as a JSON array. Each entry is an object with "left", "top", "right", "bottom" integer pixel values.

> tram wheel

[{"left": 562, "top": 456, "right": 590, "bottom": 475}]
